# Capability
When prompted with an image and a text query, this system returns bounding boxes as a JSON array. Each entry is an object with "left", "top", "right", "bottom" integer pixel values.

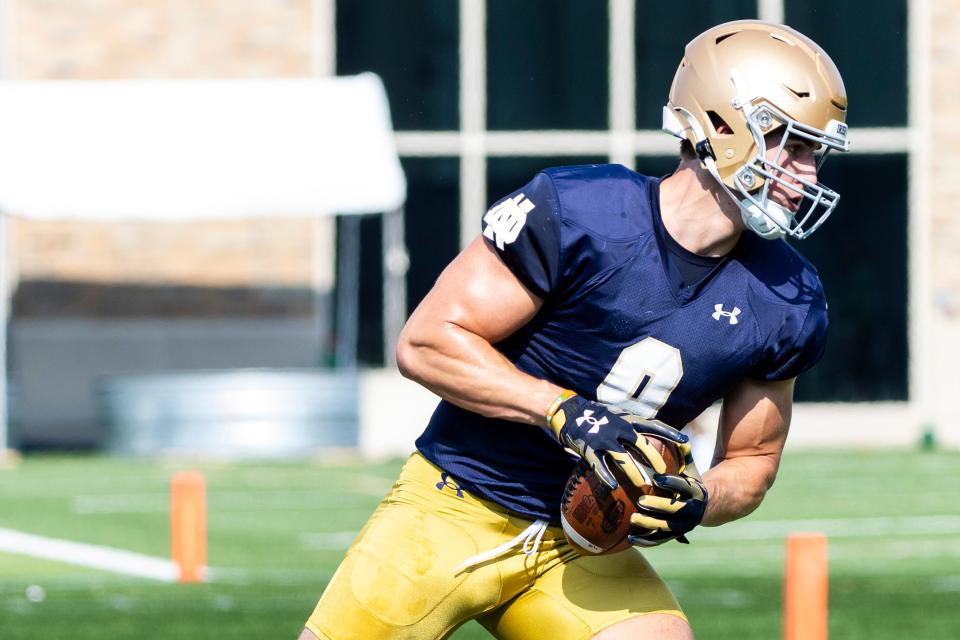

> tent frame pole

[
  {"left": 335, "top": 215, "right": 361, "bottom": 369},
  {"left": 0, "top": 212, "right": 9, "bottom": 457},
  {"left": 381, "top": 207, "right": 408, "bottom": 369}
]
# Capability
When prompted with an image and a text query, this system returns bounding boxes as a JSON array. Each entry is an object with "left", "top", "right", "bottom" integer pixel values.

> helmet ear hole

[
  {"left": 706, "top": 111, "right": 733, "bottom": 135},
  {"left": 714, "top": 31, "right": 739, "bottom": 45}
]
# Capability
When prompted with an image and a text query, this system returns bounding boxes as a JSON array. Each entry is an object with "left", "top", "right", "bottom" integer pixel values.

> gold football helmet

[{"left": 662, "top": 20, "right": 849, "bottom": 240}]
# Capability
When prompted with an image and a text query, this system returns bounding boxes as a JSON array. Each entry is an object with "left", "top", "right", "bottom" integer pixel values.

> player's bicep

[
  {"left": 403, "top": 236, "right": 543, "bottom": 345},
  {"left": 714, "top": 377, "right": 794, "bottom": 467}
]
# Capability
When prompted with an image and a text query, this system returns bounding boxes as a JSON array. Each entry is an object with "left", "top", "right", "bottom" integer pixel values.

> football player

[{"left": 301, "top": 19, "right": 848, "bottom": 640}]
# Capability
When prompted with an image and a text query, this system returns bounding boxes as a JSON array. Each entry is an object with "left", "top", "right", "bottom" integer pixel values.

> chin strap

[{"left": 741, "top": 201, "right": 793, "bottom": 240}]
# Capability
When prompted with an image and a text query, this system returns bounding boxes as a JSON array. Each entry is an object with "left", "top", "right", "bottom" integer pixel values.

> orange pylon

[
  {"left": 171, "top": 471, "right": 207, "bottom": 583},
  {"left": 784, "top": 532, "right": 828, "bottom": 640}
]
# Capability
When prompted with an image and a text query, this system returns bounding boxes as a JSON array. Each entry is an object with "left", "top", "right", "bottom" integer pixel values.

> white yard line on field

[
  {"left": 300, "top": 514, "right": 960, "bottom": 550},
  {"left": 701, "top": 514, "right": 960, "bottom": 541},
  {"left": 0, "top": 527, "right": 184, "bottom": 582},
  {"left": 71, "top": 478, "right": 392, "bottom": 514},
  {"left": 301, "top": 531, "right": 360, "bottom": 550}
]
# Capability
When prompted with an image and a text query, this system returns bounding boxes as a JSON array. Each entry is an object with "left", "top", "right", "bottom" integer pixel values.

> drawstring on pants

[{"left": 453, "top": 519, "right": 549, "bottom": 573}]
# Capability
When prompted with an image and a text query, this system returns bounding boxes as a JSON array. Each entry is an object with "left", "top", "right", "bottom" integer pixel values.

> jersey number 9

[{"left": 597, "top": 337, "right": 683, "bottom": 419}]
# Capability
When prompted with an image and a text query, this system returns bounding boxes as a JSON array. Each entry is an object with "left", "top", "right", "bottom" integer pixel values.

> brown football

[{"left": 559, "top": 435, "right": 681, "bottom": 555}]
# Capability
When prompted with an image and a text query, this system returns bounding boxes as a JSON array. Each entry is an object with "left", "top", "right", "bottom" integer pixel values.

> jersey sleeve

[
  {"left": 480, "top": 171, "right": 562, "bottom": 298},
  {"left": 754, "top": 302, "right": 829, "bottom": 381}
]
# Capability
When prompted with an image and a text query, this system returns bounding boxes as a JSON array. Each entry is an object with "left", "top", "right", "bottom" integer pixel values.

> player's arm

[
  {"left": 397, "top": 235, "right": 687, "bottom": 489},
  {"left": 699, "top": 376, "right": 795, "bottom": 526},
  {"left": 396, "top": 236, "right": 562, "bottom": 426},
  {"left": 629, "top": 377, "right": 791, "bottom": 544}
]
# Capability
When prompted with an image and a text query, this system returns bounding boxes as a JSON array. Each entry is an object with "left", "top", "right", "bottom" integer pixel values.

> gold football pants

[{"left": 305, "top": 453, "right": 685, "bottom": 640}]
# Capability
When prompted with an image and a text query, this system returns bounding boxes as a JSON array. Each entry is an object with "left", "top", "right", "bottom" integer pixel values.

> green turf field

[{"left": 1, "top": 449, "right": 958, "bottom": 639}]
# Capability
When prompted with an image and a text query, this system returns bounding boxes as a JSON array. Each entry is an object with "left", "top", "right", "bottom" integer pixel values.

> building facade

[{"left": 1, "top": 0, "right": 957, "bottom": 447}]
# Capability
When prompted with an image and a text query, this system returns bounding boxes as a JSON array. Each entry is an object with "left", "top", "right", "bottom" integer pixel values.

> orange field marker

[
  {"left": 784, "top": 532, "right": 828, "bottom": 640},
  {"left": 170, "top": 471, "right": 207, "bottom": 583},
  {"left": 0, "top": 448, "right": 21, "bottom": 469}
]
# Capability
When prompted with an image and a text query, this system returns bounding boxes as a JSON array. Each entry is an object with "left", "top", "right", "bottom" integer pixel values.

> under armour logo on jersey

[
  {"left": 482, "top": 194, "right": 535, "bottom": 249},
  {"left": 436, "top": 472, "right": 464, "bottom": 498},
  {"left": 576, "top": 410, "right": 609, "bottom": 433},
  {"left": 712, "top": 304, "right": 742, "bottom": 325}
]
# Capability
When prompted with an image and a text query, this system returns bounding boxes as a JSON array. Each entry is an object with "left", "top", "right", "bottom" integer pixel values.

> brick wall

[
  {"left": 931, "top": 0, "right": 960, "bottom": 318},
  {"left": 10, "top": 0, "right": 326, "bottom": 299},
  {"left": 929, "top": 0, "right": 960, "bottom": 444},
  {"left": 16, "top": 0, "right": 313, "bottom": 80}
]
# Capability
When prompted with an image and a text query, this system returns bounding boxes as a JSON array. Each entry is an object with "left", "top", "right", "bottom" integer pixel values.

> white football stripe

[
  {"left": 559, "top": 513, "right": 606, "bottom": 554},
  {"left": 0, "top": 527, "right": 186, "bottom": 582}
]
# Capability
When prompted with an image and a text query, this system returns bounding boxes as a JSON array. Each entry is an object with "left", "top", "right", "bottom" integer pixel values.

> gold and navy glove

[
  {"left": 546, "top": 391, "right": 690, "bottom": 491},
  {"left": 627, "top": 455, "right": 708, "bottom": 547}
]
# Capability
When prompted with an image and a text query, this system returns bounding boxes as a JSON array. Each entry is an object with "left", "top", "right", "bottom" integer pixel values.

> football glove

[
  {"left": 627, "top": 455, "right": 708, "bottom": 547},
  {"left": 547, "top": 392, "right": 690, "bottom": 491}
]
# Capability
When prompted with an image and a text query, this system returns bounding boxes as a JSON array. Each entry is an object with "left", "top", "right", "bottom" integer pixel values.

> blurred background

[
  {"left": 0, "top": 0, "right": 955, "bottom": 456},
  {"left": 0, "top": 1, "right": 957, "bottom": 639}
]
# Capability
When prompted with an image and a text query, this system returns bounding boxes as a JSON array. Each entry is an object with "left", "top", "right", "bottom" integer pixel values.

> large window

[
  {"left": 335, "top": 0, "right": 913, "bottom": 403},
  {"left": 793, "top": 154, "right": 909, "bottom": 401},
  {"left": 785, "top": 0, "right": 910, "bottom": 399},
  {"left": 487, "top": 0, "right": 609, "bottom": 130},
  {"left": 345, "top": 158, "right": 460, "bottom": 365},
  {"left": 336, "top": 0, "right": 459, "bottom": 131},
  {"left": 635, "top": 1, "right": 758, "bottom": 129},
  {"left": 787, "top": 0, "right": 908, "bottom": 127}
]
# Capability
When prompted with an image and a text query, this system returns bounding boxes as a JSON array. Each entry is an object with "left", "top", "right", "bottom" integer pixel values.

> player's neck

[{"left": 658, "top": 161, "right": 744, "bottom": 257}]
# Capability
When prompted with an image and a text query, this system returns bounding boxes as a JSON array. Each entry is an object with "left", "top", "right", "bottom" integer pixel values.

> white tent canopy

[
  {"left": 0, "top": 74, "right": 408, "bottom": 451},
  {"left": 0, "top": 74, "right": 405, "bottom": 218}
]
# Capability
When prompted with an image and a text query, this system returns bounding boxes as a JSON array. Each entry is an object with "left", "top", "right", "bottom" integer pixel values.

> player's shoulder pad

[
  {"left": 736, "top": 235, "right": 826, "bottom": 310},
  {"left": 541, "top": 164, "right": 656, "bottom": 241},
  {"left": 739, "top": 238, "right": 829, "bottom": 381},
  {"left": 480, "top": 164, "right": 657, "bottom": 299}
]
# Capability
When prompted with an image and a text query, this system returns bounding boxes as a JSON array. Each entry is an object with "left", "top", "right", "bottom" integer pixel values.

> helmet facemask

[{"left": 732, "top": 101, "right": 849, "bottom": 240}]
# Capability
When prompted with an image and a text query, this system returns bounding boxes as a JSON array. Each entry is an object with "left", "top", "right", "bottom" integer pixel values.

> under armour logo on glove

[
  {"left": 482, "top": 194, "right": 535, "bottom": 249},
  {"left": 575, "top": 410, "right": 609, "bottom": 433},
  {"left": 547, "top": 393, "right": 689, "bottom": 491},
  {"left": 712, "top": 304, "right": 741, "bottom": 325}
]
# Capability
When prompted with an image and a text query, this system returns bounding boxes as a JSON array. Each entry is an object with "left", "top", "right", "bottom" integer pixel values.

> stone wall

[
  {"left": 10, "top": 0, "right": 326, "bottom": 300},
  {"left": 931, "top": 0, "right": 960, "bottom": 317},
  {"left": 3, "top": 1, "right": 335, "bottom": 446},
  {"left": 14, "top": 218, "right": 322, "bottom": 289},
  {"left": 929, "top": 0, "right": 960, "bottom": 445},
  {"left": 16, "top": 0, "right": 313, "bottom": 80}
]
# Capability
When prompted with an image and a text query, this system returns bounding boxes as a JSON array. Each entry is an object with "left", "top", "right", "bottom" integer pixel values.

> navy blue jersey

[{"left": 416, "top": 164, "right": 828, "bottom": 523}]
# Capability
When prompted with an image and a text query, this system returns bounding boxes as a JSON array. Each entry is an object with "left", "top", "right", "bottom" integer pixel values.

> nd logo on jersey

[{"left": 483, "top": 194, "right": 535, "bottom": 249}]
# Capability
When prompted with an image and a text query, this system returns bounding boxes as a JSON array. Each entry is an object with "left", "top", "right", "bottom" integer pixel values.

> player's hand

[
  {"left": 627, "top": 456, "right": 708, "bottom": 547},
  {"left": 546, "top": 392, "right": 690, "bottom": 491}
]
